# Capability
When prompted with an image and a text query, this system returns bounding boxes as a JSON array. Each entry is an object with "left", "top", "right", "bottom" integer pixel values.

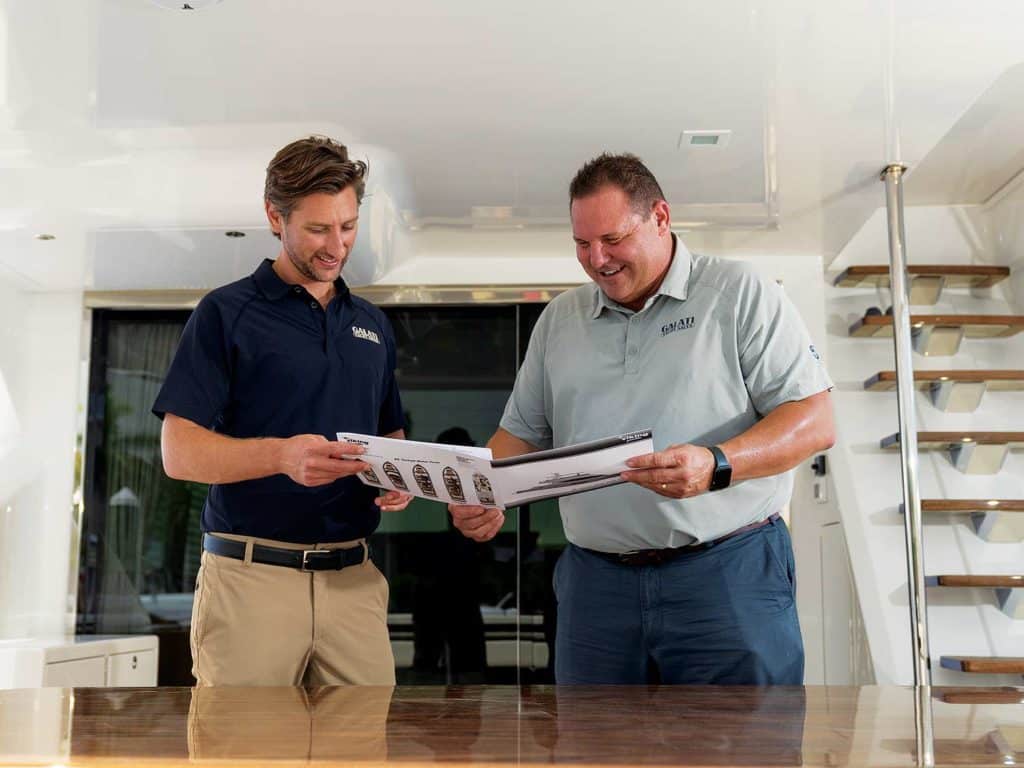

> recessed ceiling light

[
  {"left": 224, "top": 230, "right": 246, "bottom": 238},
  {"left": 34, "top": 233, "right": 56, "bottom": 241},
  {"left": 679, "top": 130, "right": 732, "bottom": 149}
]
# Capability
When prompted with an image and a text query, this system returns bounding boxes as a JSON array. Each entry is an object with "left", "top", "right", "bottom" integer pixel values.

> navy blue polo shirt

[{"left": 152, "top": 259, "right": 405, "bottom": 543}]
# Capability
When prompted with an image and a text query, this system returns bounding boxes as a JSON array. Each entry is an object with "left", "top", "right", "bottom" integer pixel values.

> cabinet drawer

[
  {"left": 107, "top": 650, "right": 156, "bottom": 687},
  {"left": 42, "top": 657, "right": 106, "bottom": 687}
]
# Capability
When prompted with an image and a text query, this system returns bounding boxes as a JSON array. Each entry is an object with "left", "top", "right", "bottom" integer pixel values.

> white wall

[{"left": 0, "top": 277, "right": 84, "bottom": 639}]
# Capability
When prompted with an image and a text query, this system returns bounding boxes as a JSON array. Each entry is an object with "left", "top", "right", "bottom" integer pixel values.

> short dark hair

[
  {"left": 264, "top": 136, "right": 368, "bottom": 238},
  {"left": 569, "top": 152, "right": 666, "bottom": 217}
]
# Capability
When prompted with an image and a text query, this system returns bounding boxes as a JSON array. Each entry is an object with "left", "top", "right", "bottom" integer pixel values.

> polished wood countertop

[{"left": 1, "top": 685, "right": 1022, "bottom": 767}]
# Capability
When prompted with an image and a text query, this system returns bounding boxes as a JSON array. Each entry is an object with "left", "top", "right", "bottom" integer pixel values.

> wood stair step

[
  {"left": 881, "top": 432, "right": 1024, "bottom": 449},
  {"left": 835, "top": 264, "right": 1010, "bottom": 289},
  {"left": 864, "top": 370, "right": 1024, "bottom": 391},
  {"left": 926, "top": 575, "right": 1024, "bottom": 588},
  {"left": 850, "top": 313, "right": 1024, "bottom": 338},
  {"left": 920, "top": 499, "right": 1024, "bottom": 514},
  {"left": 941, "top": 656, "right": 1024, "bottom": 674},
  {"left": 934, "top": 687, "right": 1024, "bottom": 704}
]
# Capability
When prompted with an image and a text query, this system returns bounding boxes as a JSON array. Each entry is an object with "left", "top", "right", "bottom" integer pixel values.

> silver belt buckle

[{"left": 301, "top": 549, "right": 332, "bottom": 571}]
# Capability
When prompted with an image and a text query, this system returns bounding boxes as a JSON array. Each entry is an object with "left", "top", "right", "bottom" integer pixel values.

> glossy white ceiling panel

[
  {"left": 3, "top": 0, "right": 1024, "bottom": 289},
  {"left": 89, "top": 0, "right": 772, "bottom": 216}
]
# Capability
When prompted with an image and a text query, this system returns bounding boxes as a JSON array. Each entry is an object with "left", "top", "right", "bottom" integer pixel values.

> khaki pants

[
  {"left": 191, "top": 533, "right": 396, "bottom": 686},
  {"left": 188, "top": 685, "right": 394, "bottom": 761},
  {"left": 186, "top": 688, "right": 393, "bottom": 761}
]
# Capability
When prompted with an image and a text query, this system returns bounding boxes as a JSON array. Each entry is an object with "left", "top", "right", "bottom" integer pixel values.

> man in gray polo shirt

[{"left": 450, "top": 153, "right": 835, "bottom": 684}]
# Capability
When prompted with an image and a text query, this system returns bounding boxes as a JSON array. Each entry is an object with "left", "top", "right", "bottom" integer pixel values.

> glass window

[{"left": 78, "top": 302, "right": 565, "bottom": 685}]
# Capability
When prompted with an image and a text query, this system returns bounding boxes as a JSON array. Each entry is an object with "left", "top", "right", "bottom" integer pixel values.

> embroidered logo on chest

[
  {"left": 352, "top": 326, "right": 381, "bottom": 344},
  {"left": 660, "top": 316, "right": 695, "bottom": 336}
]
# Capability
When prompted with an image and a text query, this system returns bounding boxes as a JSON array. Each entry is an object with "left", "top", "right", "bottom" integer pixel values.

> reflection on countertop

[{"left": 0, "top": 685, "right": 1021, "bottom": 766}]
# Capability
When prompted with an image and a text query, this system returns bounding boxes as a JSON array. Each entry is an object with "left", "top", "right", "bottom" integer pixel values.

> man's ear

[
  {"left": 652, "top": 199, "right": 671, "bottom": 235},
  {"left": 264, "top": 199, "right": 283, "bottom": 237}
]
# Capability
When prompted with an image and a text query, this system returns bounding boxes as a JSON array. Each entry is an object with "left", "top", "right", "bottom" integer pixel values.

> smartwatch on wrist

[{"left": 707, "top": 445, "right": 732, "bottom": 491}]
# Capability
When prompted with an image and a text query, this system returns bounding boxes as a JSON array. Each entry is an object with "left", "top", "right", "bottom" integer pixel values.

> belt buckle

[{"left": 301, "top": 549, "right": 333, "bottom": 571}]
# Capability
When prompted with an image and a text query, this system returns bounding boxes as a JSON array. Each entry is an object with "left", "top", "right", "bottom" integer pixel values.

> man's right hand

[
  {"left": 279, "top": 435, "right": 369, "bottom": 487},
  {"left": 449, "top": 504, "right": 506, "bottom": 542}
]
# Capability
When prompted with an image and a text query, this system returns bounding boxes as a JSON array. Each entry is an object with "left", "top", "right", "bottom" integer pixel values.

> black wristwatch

[{"left": 706, "top": 446, "right": 732, "bottom": 491}]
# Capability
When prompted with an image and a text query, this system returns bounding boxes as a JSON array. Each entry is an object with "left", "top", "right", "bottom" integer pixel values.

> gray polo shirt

[{"left": 500, "top": 236, "right": 833, "bottom": 552}]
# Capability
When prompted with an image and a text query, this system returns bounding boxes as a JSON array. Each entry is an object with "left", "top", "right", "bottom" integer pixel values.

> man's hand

[
  {"left": 279, "top": 435, "right": 369, "bottom": 487},
  {"left": 620, "top": 443, "right": 716, "bottom": 499},
  {"left": 376, "top": 490, "right": 414, "bottom": 512},
  {"left": 449, "top": 504, "right": 506, "bottom": 542}
]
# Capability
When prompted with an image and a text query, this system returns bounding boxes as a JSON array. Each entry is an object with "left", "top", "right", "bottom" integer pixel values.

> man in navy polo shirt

[{"left": 153, "top": 136, "right": 411, "bottom": 686}]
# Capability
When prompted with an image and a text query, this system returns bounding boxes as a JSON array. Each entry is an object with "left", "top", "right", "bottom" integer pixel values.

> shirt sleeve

[
  {"left": 151, "top": 295, "right": 233, "bottom": 429},
  {"left": 735, "top": 270, "right": 833, "bottom": 416},
  {"left": 376, "top": 315, "right": 406, "bottom": 436},
  {"left": 499, "top": 307, "right": 554, "bottom": 449}
]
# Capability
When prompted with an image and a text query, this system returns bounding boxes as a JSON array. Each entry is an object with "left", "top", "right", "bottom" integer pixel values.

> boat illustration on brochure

[
  {"left": 472, "top": 472, "right": 496, "bottom": 506},
  {"left": 514, "top": 471, "right": 620, "bottom": 494},
  {"left": 382, "top": 461, "right": 409, "bottom": 491},
  {"left": 442, "top": 467, "right": 465, "bottom": 502},
  {"left": 362, "top": 465, "right": 383, "bottom": 485},
  {"left": 412, "top": 464, "right": 438, "bottom": 497}
]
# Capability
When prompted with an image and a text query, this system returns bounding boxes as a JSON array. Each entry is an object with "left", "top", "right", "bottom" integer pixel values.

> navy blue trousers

[{"left": 553, "top": 516, "right": 804, "bottom": 685}]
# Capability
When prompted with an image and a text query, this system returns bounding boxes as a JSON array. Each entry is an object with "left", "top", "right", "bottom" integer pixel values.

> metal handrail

[{"left": 881, "top": 164, "right": 934, "bottom": 767}]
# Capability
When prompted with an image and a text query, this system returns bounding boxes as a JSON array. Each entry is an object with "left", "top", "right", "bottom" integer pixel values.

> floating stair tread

[
  {"left": 940, "top": 656, "right": 1024, "bottom": 674},
  {"left": 864, "top": 370, "right": 1024, "bottom": 391},
  {"left": 850, "top": 314, "right": 1024, "bottom": 338},
  {"left": 921, "top": 499, "right": 1024, "bottom": 513},
  {"left": 935, "top": 687, "right": 1024, "bottom": 704},
  {"left": 881, "top": 431, "right": 1024, "bottom": 449},
  {"left": 926, "top": 575, "right": 1024, "bottom": 588},
  {"left": 835, "top": 264, "right": 1010, "bottom": 288}
]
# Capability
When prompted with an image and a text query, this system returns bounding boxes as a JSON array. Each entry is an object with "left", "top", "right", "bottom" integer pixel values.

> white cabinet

[
  {"left": 42, "top": 657, "right": 106, "bottom": 688},
  {"left": 106, "top": 649, "right": 156, "bottom": 687},
  {"left": 0, "top": 636, "right": 158, "bottom": 689}
]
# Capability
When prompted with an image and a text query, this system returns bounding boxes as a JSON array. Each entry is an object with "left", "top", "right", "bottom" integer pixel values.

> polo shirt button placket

[{"left": 625, "top": 317, "right": 641, "bottom": 376}]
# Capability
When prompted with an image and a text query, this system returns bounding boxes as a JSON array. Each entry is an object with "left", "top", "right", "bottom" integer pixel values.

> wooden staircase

[{"left": 838, "top": 262, "right": 1021, "bottom": 682}]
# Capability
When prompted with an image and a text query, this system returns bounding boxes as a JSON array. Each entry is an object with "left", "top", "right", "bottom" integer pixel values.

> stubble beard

[{"left": 283, "top": 237, "right": 340, "bottom": 284}]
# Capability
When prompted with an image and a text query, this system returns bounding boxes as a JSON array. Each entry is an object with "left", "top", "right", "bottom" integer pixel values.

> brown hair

[
  {"left": 569, "top": 152, "right": 666, "bottom": 217},
  {"left": 264, "top": 136, "right": 368, "bottom": 238}
]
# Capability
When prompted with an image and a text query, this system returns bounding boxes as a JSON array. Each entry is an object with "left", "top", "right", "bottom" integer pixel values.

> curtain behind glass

[{"left": 91, "top": 318, "right": 205, "bottom": 634}]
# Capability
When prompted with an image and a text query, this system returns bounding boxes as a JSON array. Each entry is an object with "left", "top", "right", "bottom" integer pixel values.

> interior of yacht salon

[{"left": 0, "top": 0, "right": 1022, "bottom": 765}]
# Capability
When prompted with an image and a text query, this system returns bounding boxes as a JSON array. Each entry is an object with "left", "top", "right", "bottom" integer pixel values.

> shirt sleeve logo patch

[
  {"left": 661, "top": 316, "right": 695, "bottom": 336},
  {"left": 352, "top": 326, "right": 381, "bottom": 344}
]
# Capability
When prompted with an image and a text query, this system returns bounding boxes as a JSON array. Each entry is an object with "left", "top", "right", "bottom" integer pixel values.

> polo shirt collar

[
  {"left": 590, "top": 233, "right": 693, "bottom": 318},
  {"left": 252, "top": 258, "right": 352, "bottom": 303}
]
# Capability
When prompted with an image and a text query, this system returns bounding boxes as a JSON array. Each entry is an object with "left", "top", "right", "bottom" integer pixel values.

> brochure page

[{"left": 337, "top": 430, "right": 653, "bottom": 509}]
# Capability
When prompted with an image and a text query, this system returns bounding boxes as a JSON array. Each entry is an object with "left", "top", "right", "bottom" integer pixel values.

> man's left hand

[
  {"left": 375, "top": 490, "right": 413, "bottom": 512},
  {"left": 621, "top": 444, "right": 716, "bottom": 499}
]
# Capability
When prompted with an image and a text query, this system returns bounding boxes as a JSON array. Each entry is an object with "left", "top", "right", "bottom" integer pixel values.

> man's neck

[{"left": 272, "top": 255, "right": 336, "bottom": 306}]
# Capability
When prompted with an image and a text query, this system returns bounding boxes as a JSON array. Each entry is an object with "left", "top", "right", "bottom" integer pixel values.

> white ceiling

[{"left": 1, "top": 0, "right": 1024, "bottom": 291}]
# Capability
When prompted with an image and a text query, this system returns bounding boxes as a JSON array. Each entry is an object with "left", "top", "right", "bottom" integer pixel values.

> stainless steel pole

[{"left": 881, "top": 164, "right": 934, "bottom": 766}]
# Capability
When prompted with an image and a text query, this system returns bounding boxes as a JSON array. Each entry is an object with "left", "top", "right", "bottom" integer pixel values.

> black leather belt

[
  {"left": 589, "top": 513, "right": 781, "bottom": 567},
  {"left": 202, "top": 533, "right": 368, "bottom": 572}
]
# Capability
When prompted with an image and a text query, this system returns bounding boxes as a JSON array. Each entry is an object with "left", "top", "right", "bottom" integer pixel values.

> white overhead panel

[{"left": 905, "top": 61, "right": 1024, "bottom": 205}]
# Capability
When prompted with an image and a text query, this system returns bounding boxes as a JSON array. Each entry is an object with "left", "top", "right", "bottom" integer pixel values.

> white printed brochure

[{"left": 336, "top": 430, "right": 654, "bottom": 509}]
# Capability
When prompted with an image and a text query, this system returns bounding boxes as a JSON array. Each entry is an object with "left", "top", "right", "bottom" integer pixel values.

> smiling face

[
  {"left": 570, "top": 184, "right": 673, "bottom": 311},
  {"left": 265, "top": 187, "right": 359, "bottom": 292}
]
